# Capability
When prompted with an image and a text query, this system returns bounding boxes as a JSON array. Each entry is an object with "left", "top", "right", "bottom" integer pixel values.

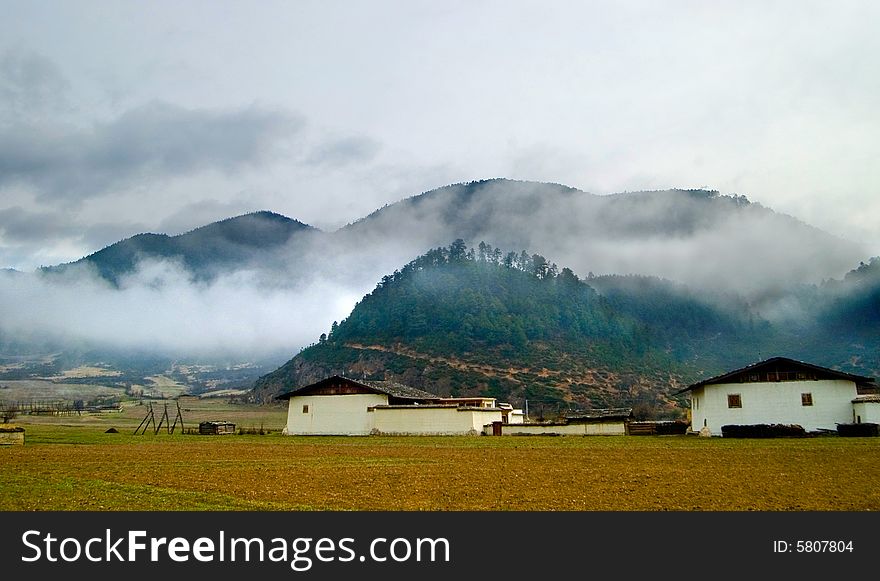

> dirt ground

[{"left": 3, "top": 418, "right": 879, "bottom": 511}]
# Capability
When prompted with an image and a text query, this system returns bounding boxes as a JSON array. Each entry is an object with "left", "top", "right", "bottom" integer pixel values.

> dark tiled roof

[
  {"left": 276, "top": 375, "right": 439, "bottom": 401},
  {"left": 853, "top": 395, "right": 880, "bottom": 403},
  {"left": 563, "top": 408, "right": 633, "bottom": 422},
  {"left": 675, "top": 357, "right": 876, "bottom": 395},
  {"left": 359, "top": 380, "right": 440, "bottom": 400}
]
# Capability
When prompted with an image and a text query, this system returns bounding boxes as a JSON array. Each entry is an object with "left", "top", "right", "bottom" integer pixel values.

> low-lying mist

[{"left": 0, "top": 259, "right": 365, "bottom": 359}]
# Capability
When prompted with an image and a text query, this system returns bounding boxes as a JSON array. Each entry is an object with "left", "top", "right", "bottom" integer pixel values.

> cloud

[
  {"left": 0, "top": 99, "right": 304, "bottom": 203},
  {"left": 0, "top": 48, "right": 71, "bottom": 121},
  {"left": 304, "top": 135, "right": 380, "bottom": 168},
  {"left": 0, "top": 206, "right": 80, "bottom": 243}
]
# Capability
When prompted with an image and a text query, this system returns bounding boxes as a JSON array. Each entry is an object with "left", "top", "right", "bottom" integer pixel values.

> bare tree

[{"left": 0, "top": 403, "right": 18, "bottom": 423}]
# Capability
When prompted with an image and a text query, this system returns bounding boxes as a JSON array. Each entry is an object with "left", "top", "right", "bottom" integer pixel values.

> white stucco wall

[
  {"left": 501, "top": 423, "right": 582, "bottom": 436},
  {"left": 852, "top": 401, "right": 880, "bottom": 424},
  {"left": 371, "top": 407, "right": 502, "bottom": 435},
  {"left": 584, "top": 422, "right": 627, "bottom": 436},
  {"left": 497, "top": 422, "right": 625, "bottom": 436},
  {"left": 689, "top": 379, "right": 858, "bottom": 435},
  {"left": 286, "top": 394, "right": 388, "bottom": 435}
]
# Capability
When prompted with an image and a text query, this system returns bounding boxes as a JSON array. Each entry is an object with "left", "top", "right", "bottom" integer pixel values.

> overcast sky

[{"left": 1, "top": 0, "right": 878, "bottom": 270}]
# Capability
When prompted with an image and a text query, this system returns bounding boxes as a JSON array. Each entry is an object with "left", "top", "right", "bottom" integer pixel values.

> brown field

[{"left": 2, "top": 400, "right": 880, "bottom": 511}]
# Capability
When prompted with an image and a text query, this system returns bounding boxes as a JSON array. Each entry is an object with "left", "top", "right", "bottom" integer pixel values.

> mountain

[
  {"left": 37, "top": 179, "right": 866, "bottom": 298},
  {"left": 250, "top": 242, "right": 880, "bottom": 414},
  {"left": 336, "top": 179, "right": 865, "bottom": 299},
  {"left": 43, "top": 211, "right": 318, "bottom": 285}
]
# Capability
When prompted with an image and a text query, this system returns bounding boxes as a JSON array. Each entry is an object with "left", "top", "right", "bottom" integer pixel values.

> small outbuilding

[
  {"left": 0, "top": 425, "right": 25, "bottom": 445},
  {"left": 851, "top": 394, "right": 880, "bottom": 425},
  {"left": 199, "top": 421, "right": 236, "bottom": 435},
  {"left": 498, "top": 403, "right": 525, "bottom": 424}
]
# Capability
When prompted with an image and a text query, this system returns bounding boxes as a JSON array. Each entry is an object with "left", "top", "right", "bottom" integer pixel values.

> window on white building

[
  {"left": 727, "top": 394, "right": 742, "bottom": 408},
  {"left": 801, "top": 393, "right": 813, "bottom": 406}
]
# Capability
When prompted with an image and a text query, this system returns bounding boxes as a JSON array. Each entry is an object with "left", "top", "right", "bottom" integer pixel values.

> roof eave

[{"left": 677, "top": 357, "right": 877, "bottom": 396}]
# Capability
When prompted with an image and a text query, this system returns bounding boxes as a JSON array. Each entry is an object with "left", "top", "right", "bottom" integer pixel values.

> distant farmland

[{"left": 2, "top": 413, "right": 880, "bottom": 511}]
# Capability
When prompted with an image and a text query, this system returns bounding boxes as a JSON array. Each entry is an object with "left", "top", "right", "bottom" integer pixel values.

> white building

[
  {"left": 678, "top": 357, "right": 877, "bottom": 436},
  {"left": 277, "top": 375, "right": 504, "bottom": 436},
  {"left": 852, "top": 395, "right": 880, "bottom": 425},
  {"left": 498, "top": 403, "right": 525, "bottom": 424}
]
